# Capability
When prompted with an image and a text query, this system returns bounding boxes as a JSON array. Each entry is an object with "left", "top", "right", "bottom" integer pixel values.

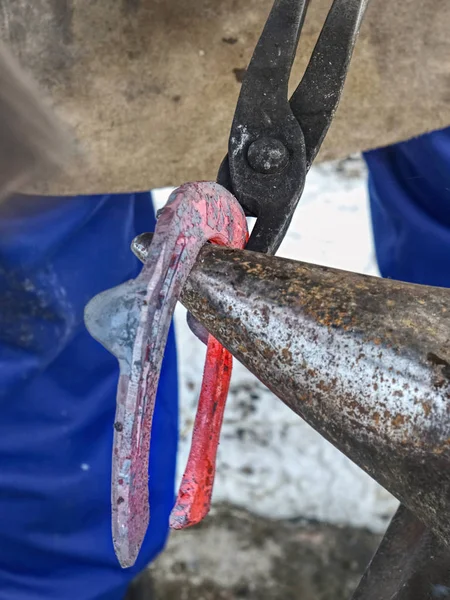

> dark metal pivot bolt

[{"left": 247, "top": 137, "right": 289, "bottom": 174}]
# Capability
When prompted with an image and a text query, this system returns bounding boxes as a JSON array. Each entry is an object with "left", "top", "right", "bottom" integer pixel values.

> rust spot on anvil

[
  {"left": 392, "top": 414, "right": 406, "bottom": 428},
  {"left": 422, "top": 402, "right": 432, "bottom": 417},
  {"left": 282, "top": 348, "right": 293, "bottom": 364}
]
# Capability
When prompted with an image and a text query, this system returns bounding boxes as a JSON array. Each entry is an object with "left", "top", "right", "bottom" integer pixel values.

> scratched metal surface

[{"left": 176, "top": 245, "right": 450, "bottom": 548}]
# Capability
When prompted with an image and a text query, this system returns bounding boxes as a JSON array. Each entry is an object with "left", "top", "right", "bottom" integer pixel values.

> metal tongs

[{"left": 218, "top": 0, "right": 370, "bottom": 255}]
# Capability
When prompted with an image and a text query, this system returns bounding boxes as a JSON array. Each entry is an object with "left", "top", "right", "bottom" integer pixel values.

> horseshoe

[{"left": 84, "top": 181, "right": 248, "bottom": 567}]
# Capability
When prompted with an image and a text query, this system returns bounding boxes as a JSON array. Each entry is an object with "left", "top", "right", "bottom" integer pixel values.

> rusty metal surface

[
  {"left": 170, "top": 245, "right": 450, "bottom": 549},
  {"left": 1, "top": 0, "right": 450, "bottom": 194},
  {"left": 352, "top": 505, "right": 450, "bottom": 599}
]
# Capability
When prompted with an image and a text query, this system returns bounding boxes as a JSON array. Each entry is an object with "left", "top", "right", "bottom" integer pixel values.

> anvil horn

[{"left": 133, "top": 238, "right": 450, "bottom": 547}]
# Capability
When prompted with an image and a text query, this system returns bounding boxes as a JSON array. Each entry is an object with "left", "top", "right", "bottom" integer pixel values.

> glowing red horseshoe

[{"left": 85, "top": 181, "right": 248, "bottom": 568}]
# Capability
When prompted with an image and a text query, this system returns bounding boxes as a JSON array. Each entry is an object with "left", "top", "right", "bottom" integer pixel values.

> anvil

[{"left": 134, "top": 233, "right": 450, "bottom": 599}]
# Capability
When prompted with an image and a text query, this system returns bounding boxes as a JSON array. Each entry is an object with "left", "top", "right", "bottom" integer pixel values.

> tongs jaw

[{"left": 219, "top": 0, "right": 370, "bottom": 254}]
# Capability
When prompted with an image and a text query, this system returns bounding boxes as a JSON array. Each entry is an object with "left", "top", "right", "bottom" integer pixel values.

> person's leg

[
  {"left": 0, "top": 192, "right": 178, "bottom": 600},
  {"left": 364, "top": 127, "right": 450, "bottom": 287}
]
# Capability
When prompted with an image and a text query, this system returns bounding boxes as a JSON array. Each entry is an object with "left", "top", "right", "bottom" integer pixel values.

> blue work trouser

[
  {"left": 0, "top": 192, "right": 178, "bottom": 600},
  {"left": 364, "top": 127, "right": 450, "bottom": 287}
]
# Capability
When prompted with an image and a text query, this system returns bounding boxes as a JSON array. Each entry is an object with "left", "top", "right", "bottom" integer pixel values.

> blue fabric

[
  {"left": 364, "top": 127, "right": 450, "bottom": 287},
  {"left": 0, "top": 193, "right": 178, "bottom": 600}
]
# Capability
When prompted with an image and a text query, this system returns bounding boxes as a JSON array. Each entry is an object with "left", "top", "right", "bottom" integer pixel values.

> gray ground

[{"left": 127, "top": 504, "right": 381, "bottom": 600}]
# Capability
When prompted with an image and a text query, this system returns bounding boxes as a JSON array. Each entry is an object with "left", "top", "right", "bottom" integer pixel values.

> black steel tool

[
  {"left": 351, "top": 505, "right": 450, "bottom": 600},
  {"left": 218, "top": 0, "right": 369, "bottom": 254}
]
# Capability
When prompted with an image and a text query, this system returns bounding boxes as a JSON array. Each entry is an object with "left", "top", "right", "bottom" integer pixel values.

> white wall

[{"left": 152, "top": 156, "right": 399, "bottom": 534}]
